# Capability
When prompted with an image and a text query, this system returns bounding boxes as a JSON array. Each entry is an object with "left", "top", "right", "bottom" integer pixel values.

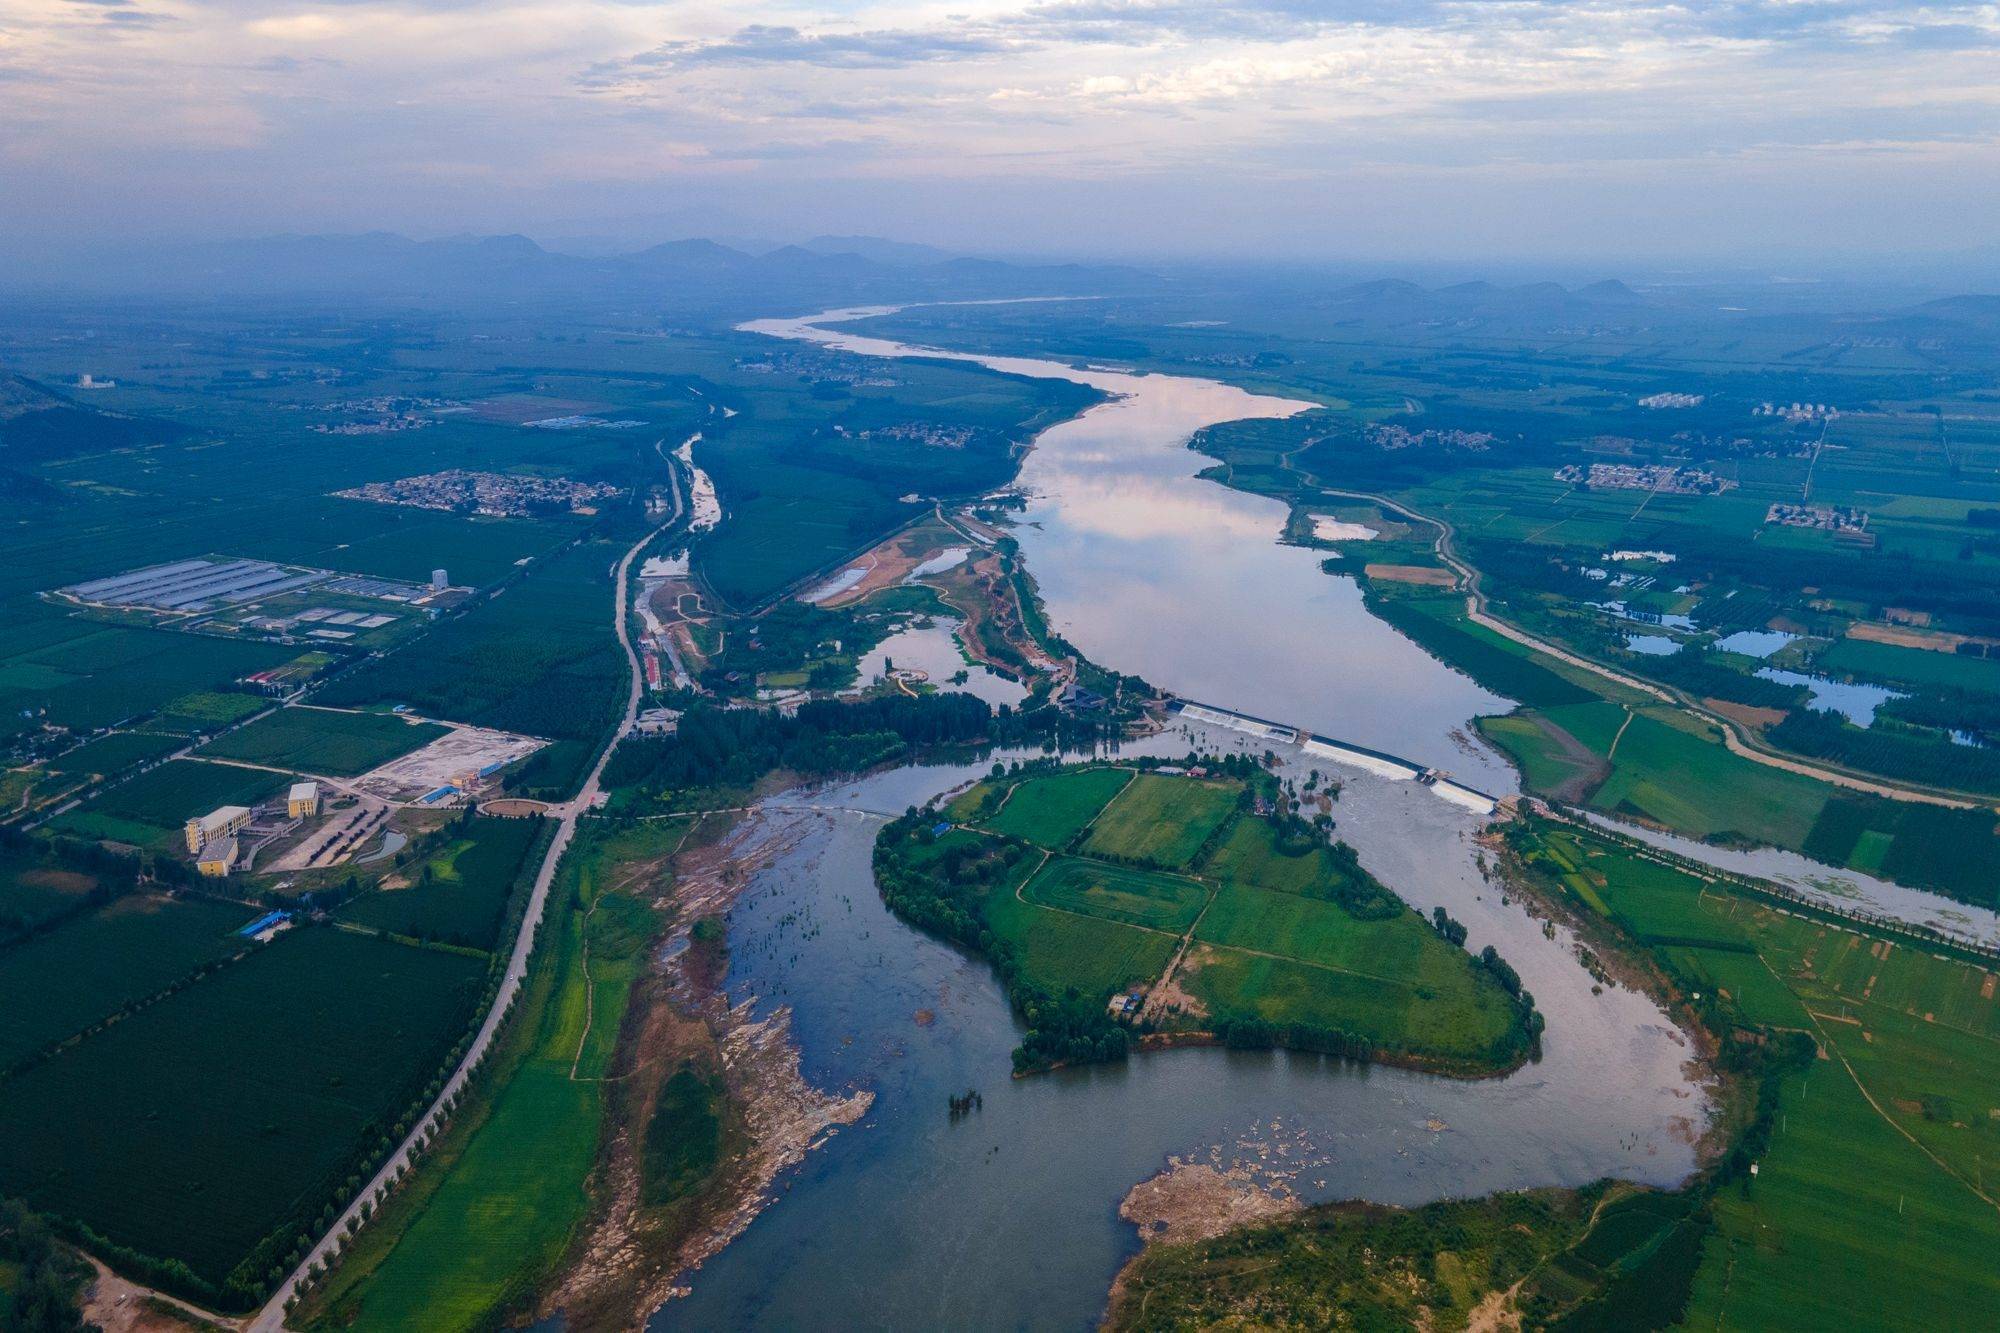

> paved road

[
  {"left": 249, "top": 459, "right": 681, "bottom": 1330},
  {"left": 1321, "top": 485, "right": 1981, "bottom": 811}
]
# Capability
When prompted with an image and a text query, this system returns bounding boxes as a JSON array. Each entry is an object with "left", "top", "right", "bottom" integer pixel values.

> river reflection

[
  {"left": 741, "top": 307, "right": 1515, "bottom": 792},
  {"left": 647, "top": 307, "right": 1715, "bottom": 1330}
]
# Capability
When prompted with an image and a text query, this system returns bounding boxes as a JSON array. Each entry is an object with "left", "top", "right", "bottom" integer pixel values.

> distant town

[
  {"left": 1556, "top": 462, "right": 1735, "bottom": 494},
  {"left": 335, "top": 468, "right": 624, "bottom": 517}
]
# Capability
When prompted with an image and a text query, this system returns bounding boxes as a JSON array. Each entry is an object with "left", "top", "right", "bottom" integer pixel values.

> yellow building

[
  {"left": 288, "top": 781, "right": 320, "bottom": 819},
  {"left": 184, "top": 805, "right": 252, "bottom": 854},
  {"left": 196, "top": 838, "right": 238, "bottom": 878}
]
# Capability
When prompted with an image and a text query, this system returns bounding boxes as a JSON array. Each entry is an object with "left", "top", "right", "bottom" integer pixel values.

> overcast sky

[{"left": 2, "top": 0, "right": 1997, "bottom": 262}]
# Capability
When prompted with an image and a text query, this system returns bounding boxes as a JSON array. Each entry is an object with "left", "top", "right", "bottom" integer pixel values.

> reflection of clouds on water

[{"left": 1030, "top": 469, "right": 1280, "bottom": 543}]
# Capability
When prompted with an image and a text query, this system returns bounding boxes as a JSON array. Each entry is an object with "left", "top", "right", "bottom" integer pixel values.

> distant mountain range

[{"left": 26, "top": 232, "right": 1155, "bottom": 316}]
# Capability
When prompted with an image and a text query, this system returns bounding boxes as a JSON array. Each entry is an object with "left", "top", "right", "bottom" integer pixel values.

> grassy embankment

[
  {"left": 884, "top": 761, "right": 1535, "bottom": 1075},
  {"left": 294, "top": 818, "right": 687, "bottom": 1332}
]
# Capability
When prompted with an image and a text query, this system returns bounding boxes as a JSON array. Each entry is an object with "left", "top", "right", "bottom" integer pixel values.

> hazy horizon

[{"left": 4, "top": 0, "right": 1999, "bottom": 271}]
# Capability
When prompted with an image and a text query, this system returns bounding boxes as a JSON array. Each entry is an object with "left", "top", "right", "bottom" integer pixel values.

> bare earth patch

[
  {"left": 1365, "top": 563, "right": 1458, "bottom": 587},
  {"left": 1119, "top": 1160, "right": 1302, "bottom": 1249},
  {"left": 547, "top": 813, "right": 873, "bottom": 1331}
]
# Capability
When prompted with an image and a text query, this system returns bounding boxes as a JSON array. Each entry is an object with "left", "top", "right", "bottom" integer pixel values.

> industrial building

[
  {"left": 185, "top": 805, "right": 253, "bottom": 854},
  {"left": 288, "top": 782, "right": 320, "bottom": 819},
  {"left": 196, "top": 838, "right": 239, "bottom": 878}
]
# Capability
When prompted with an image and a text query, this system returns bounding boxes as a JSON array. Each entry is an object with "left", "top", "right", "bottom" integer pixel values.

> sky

[{"left": 1, "top": 0, "right": 1998, "bottom": 263}]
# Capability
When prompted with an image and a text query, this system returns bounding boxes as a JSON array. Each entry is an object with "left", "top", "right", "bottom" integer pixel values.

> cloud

[{"left": 617, "top": 23, "right": 1020, "bottom": 71}]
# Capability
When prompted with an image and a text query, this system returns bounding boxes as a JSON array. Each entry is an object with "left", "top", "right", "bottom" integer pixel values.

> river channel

[{"left": 650, "top": 310, "right": 1713, "bottom": 1330}]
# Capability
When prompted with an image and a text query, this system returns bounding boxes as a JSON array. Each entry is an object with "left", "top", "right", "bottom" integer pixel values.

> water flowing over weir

[{"left": 649, "top": 309, "right": 1712, "bottom": 1329}]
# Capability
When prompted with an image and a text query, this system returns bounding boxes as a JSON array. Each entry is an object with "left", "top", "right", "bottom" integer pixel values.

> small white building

[{"left": 288, "top": 781, "right": 320, "bottom": 819}]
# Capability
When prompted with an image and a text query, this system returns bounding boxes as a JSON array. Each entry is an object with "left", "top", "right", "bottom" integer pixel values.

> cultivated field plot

[
  {"left": 198, "top": 706, "right": 447, "bottom": 777},
  {"left": 337, "top": 817, "right": 540, "bottom": 951},
  {"left": 929, "top": 763, "right": 1527, "bottom": 1066},
  {"left": 977, "top": 863, "right": 1181, "bottom": 999},
  {"left": 1201, "top": 817, "right": 1366, "bottom": 900},
  {"left": 50, "top": 759, "right": 287, "bottom": 850},
  {"left": 1187, "top": 885, "right": 1520, "bottom": 1060},
  {"left": 349, "top": 724, "right": 546, "bottom": 802},
  {"left": 0, "top": 623, "right": 293, "bottom": 733},
  {"left": 1512, "top": 818, "right": 2000, "bottom": 1322},
  {"left": 0, "top": 845, "right": 112, "bottom": 937},
  {"left": 0, "top": 927, "right": 485, "bottom": 1292},
  {"left": 43, "top": 729, "right": 184, "bottom": 778},
  {"left": 0, "top": 893, "right": 253, "bottom": 1067},
  {"left": 976, "top": 766, "right": 1131, "bottom": 848},
  {"left": 1079, "top": 773, "right": 1240, "bottom": 868},
  {"left": 1021, "top": 857, "right": 1207, "bottom": 933}
]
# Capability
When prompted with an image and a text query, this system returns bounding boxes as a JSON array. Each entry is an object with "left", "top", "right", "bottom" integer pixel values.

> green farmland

[
  {"left": 0, "top": 926, "right": 485, "bottom": 1304},
  {"left": 297, "top": 818, "right": 682, "bottom": 1333},
  {"left": 196, "top": 706, "right": 446, "bottom": 777},
  {"left": 1508, "top": 818, "right": 2000, "bottom": 1326},
  {"left": 877, "top": 761, "right": 1535, "bottom": 1073},
  {"left": 971, "top": 764, "right": 1131, "bottom": 847},
  {"left": 0, "top": 893, "right": 252, "bottom": 1068},
  {"left": 1079, "top": 772, "right": 1240, "bottom": 868},
  {"left": 336, "top": 816, "right": 541, "bottom": 951},
  {"left": 50, "top": 759, "right": 287, "bottom": 851}
]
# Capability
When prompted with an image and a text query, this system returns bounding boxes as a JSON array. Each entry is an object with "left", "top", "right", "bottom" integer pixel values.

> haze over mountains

[{"left": 11, "top": 231, "right": 1995, "bottom": 353}]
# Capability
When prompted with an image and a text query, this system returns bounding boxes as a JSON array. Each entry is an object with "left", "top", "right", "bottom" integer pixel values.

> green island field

[
  {"left": 1111, "top": 816, "right": 2000, "bottom": 1330},
  {"left": 879, "top": 759, "right": 1539, "bottom": 1075}
]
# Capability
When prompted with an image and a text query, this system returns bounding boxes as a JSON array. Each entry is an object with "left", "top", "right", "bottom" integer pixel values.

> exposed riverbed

[{"left": 635, "top": 311, "right": 1726, "bottom": 1329}]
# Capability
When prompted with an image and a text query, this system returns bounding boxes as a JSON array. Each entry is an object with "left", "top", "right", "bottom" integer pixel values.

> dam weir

[{"left": 1170, "top": 699, "right": 1501, "bottom": 815}]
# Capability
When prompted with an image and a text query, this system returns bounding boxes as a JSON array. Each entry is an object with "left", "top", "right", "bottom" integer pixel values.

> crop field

[
  {"left": 316, "top": 540, "right": 623, "bottom": 797},
  {"left": 1201, "top": 816, "right": 1361, "bottom": 900},
  {"left": 337, "top": 817, "right": 541, "bottom": 951},
  {"left": 0, "top": 846, "right": 110, "bottom": 936},
  {"left": 1079, "top": 773, "right": 1240, "bottom": 868},
  {"left": 0, "top": 624, "right": 294, "bottom": 734},
  {"left": 1520, "top": 826, "right": 1748, "bottom": 948},
  {"left": 299, "top": 819, "right": 680, "bottom": 1332},
  {"left": 1580, "top": 711, "right": 1830, "bottom": 848},
  {"left": 1510, "top": 817, "right": 2000, "bottom": 1325},
  {"left": 0, "top": 927, "right": 485, "bottom": 1292},
  {"left": 977, "top": 868, "right": 1180, "bottom": 999},
  {"left": 896, "top": 764, "right": 1528, "bottom": 1068},
  {"left": 1189, "top": 884, "right": 1519, "bottom": 1060},
  {"left": 43, "top": 730, "right": 183, "bottom": 778},
  {"left": 0, "top": 893, "right": 252, "bottom": 1067},
  {"left": 978, "top": 766, "right": 1131, "bottom": 847},
  {"left": 51, "top": 759, "right": 286, "bottom": 850},
  {"left": 1021, "top": 856, "right": 1207, "bottom": 933},
  {"left": 198, "top": 706, "right": 447, "bottom": 777},
  {"left": 154, "top": 691, "right": 269, "bottom": 731},
  {"left": 1821, "top": 637, "right": 2000, "bottom": 695}
]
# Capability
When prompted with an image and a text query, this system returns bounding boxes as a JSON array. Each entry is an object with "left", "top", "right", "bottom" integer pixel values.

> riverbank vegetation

[
  {"left": 876, "top": 758, "right": 1538, "bottom": 1075},
  {"left": 293, "top": 817, "right": 687, "bottom": 1332},
  {"left": 1105, "top": 807, "right": 2000, "bottom": 1329},
  {"left": 1504, "top": 816, "right": 2000, "bottom": 1326},
  {"left": 1106, "top": 1182, "right": 1713, "bottom": 1332}
]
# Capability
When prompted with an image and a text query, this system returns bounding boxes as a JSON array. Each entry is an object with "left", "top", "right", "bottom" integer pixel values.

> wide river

[{"left": 653, "top": 309, "right": 1710, "bottom": 1330}]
